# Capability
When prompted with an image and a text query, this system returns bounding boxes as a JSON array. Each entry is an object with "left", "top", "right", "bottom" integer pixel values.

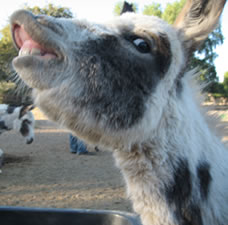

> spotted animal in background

[
  {"left": 0, "top": 104, "right": 35, "bottom": 143},
  {"left": 0, "top": 104, "right": 35, "bottom": 172}
]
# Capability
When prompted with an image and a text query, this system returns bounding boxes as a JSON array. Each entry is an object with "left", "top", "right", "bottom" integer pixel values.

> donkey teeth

[
  {"left": 19, "top": 48, "right": 43, "bottom": 56},
  {"left": 31, "top": 48, "right": 43, "bottom": 55},
  {"left": 19, "top": 48, "right": 29, "bottom": 56}
]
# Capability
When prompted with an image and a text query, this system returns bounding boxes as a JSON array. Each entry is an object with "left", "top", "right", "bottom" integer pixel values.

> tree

[
  {"left": 162, "top": 0, "right": 185, "bottom": 24},
  {"left": 194, "top": 26, "right": 224, "bottom": 88},
  {"left": 223, "top": 72, "right": 228, "bottom": 94},
  {"left": 142, "top": 3, "right": 162, "bottom": 18},
  {"left": 26, "top": 4, "right": 73, "bottom": 18},
  {"left": 0, "top": 25, "right": 17, "bottom": 82}
]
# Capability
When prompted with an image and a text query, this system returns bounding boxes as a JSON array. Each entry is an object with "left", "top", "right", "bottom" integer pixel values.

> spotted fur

[
  {"left": 0, "top": 104, "right": 35, "bottom": 144},
  {"left": 10, "top": 0, "right": 227, "bottom": 224},
  {"left": 0, "top": 104, "right": 35, "bottom": 171}
]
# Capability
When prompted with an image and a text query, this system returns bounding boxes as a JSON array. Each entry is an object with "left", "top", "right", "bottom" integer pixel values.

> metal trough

[{"left": 0, "top": 206, "right": 142, "bottom": 225}]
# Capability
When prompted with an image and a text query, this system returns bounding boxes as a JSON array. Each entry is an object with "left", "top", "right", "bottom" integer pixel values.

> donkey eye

[{"left": 133, "top": 38, "right": 150, "bottom": 53}]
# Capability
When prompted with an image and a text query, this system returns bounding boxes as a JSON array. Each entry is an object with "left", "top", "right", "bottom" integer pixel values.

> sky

[{"left": 0, "top": 0, "right": 227, "bottom": 82}]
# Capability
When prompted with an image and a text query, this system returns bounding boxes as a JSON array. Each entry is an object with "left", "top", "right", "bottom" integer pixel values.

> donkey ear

[
  {"left": 120, "top": 1, "right": 134, "bottom": 15},
  {"left": 174, "top": 0, "right": 226, "bottom": 52}
]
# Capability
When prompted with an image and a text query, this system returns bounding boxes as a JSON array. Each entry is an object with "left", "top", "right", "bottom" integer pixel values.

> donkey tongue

[
  {"left": 15, "top": 25, "right": 57, "bottom": 59},
  {"left": 14, "top": 25, "right": 44, "bottom": 51},
  {"left": 21, "top": 39, "right": 44, "bottom": 52}
]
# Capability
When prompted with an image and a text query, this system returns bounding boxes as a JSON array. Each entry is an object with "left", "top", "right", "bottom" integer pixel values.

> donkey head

[{"left": 10, "top": 0, "right": 226, "bottom": 148}]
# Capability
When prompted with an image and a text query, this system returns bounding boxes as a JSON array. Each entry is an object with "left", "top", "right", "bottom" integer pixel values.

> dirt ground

[{"left": 0, "top": 106, "right": 228, "bottom": 212}]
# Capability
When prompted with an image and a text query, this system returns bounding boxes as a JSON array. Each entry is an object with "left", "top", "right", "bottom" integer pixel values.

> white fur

[
  {"left": 0, "top": 105, "right": 35, "bottom": 144},
  {"left": 0, "top": 104, "right": 35, "bottom": 172}
]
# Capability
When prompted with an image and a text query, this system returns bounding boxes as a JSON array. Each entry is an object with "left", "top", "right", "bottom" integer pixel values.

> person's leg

[
  {"left": 76, "top": 139, "right": 88, "bottom": 154},
  {"left": 69, "top": 134, "right": 78, "bottom": 153},
  {"left": 69, "top": 134, "right": 88, "bottom": 154}
]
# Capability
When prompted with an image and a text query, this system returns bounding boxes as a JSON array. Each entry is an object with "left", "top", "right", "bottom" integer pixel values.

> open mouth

[
  {"left": 10, "top": 10, "right": 64, "bottom": 90},
  {"left": 12, "top": 23, "right": 57, "bottom": 60}
]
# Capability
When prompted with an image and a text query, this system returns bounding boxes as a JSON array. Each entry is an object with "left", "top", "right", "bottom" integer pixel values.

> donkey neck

[{"left": 113, "top": 90, "right": 228, "bottom": 225}]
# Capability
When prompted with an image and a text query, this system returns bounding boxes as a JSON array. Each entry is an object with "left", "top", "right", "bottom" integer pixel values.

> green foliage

[
  {"left": 182, "top": 2, "right": 222, "bottom": 87},
  {"left": 194, "top": 26, "right": 224, "bottom": 90},
  {"left": 210, "top": 92, "right": 228, "bottom": 98},
  {"left": 113, "top": 1, "right": 137, "bottom": 16},
  {"left": 26, "top": 4, "right": 73, "bottom": 18},
  {"left": 223, "top": 72, "right": 228, "bottom": 93},
  {"left": 0, "top": 81, "right": 15, "bottom": 104},
  {"left": 142, "top": 3, "right": 162, "bottom": 18},
  {"left": 162, "top": 0, "right": 185, "bottom": 24},
  {"left": 208, "top": 72, "right": 228, "bottom": 97},
  {"left": 208, "top": 82, "right": 225, "bottom": 95},
  {"left": 141, "top": 0, "right": 185, "bottom": 23},
  {"left": 113, "top": 2, "right": 123, "bottom": 16},
  {"left": 0, "top": 25, "right": 17, "bottom": 82}
]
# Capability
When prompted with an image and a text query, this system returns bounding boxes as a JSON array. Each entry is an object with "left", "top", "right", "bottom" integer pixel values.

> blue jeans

[{"left": 69, "top": 134, "right": 88, "bottom": 154}]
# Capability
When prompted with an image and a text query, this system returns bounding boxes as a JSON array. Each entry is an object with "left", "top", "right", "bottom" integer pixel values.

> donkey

[
  {"left": 0, "top": 104, "right": 34, "bottom": 144},
  {"left": 10, "top": 0, "right": 227, "bottom": 224},
  {"left": 0, "top": 104, "right": 35, "bottom": 172}
]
